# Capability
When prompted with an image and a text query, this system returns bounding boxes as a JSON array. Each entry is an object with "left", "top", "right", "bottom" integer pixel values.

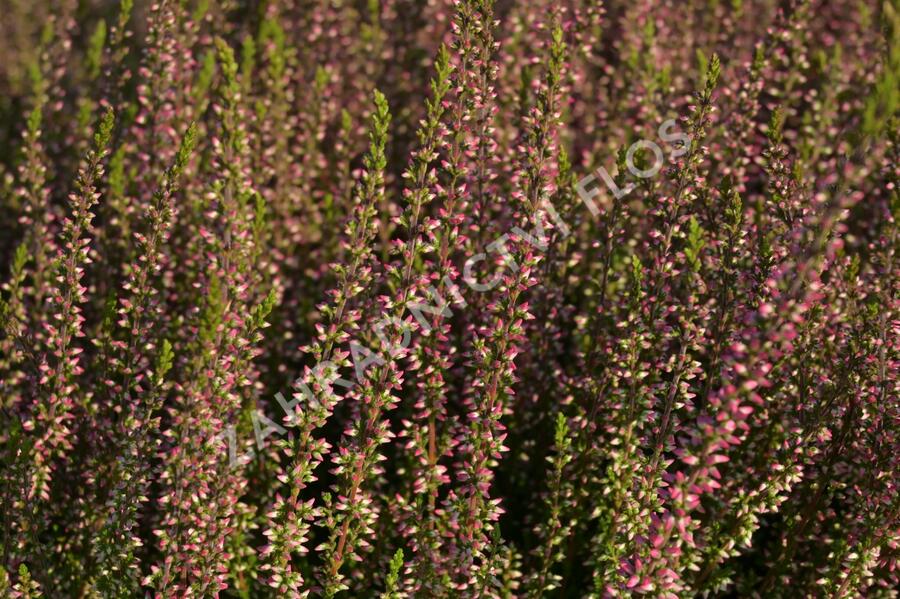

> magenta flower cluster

[{"left": 0, "top": 0, "right": 897, "bottom": 597}]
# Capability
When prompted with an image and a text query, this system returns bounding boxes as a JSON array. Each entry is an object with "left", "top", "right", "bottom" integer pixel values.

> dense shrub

[{"left": 0, "top": 0, "right": 898, "bottom": 597}]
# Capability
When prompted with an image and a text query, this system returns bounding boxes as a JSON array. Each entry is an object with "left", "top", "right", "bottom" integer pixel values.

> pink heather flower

[{"left": 0, "top": 1, "right": 896, "bottom": 597}]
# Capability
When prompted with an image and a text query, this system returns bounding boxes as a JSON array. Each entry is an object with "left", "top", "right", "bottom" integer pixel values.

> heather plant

[{"left": 0, "top": 0, "right": 898, "bottom": 598}]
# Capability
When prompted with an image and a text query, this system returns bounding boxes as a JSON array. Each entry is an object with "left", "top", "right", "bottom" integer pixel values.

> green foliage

[
  {"left": 685, "top": 215, "right": 706, "bottom": 272},
  {"left": 94, "top": 106, "right": 116, "bottom": 152},
  {"left": 380, "top": 549, "right": 405, "bottom": 599},
  {"left": 86, "top": 20, "right": 107, "bottom": 80}
]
